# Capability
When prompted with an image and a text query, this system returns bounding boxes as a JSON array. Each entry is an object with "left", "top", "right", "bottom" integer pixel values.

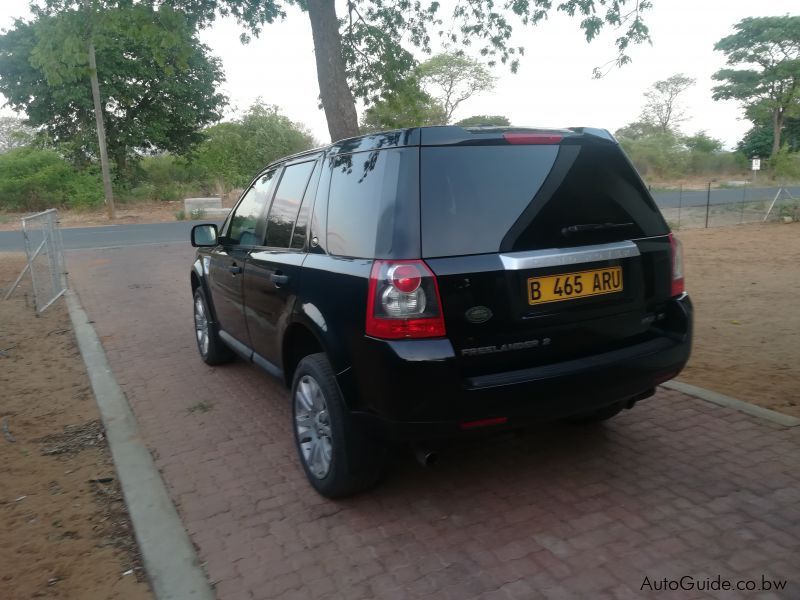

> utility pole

[{"left": 87, "top": 28, "right": 114, "bottom": 219}]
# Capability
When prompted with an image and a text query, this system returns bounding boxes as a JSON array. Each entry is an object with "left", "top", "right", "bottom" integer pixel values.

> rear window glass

[
  {"left": 326, "top": 148, "right": 419, "bottom": 258},
  {"left": 420, "top": 143, "right": 668, "bottom": 257},
  {"left": 420, "top": 146, "right": 557, "bottom": 257}
]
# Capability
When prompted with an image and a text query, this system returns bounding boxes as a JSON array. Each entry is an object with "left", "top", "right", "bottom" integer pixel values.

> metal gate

[{"left": 3, "top": 209, "right": 67, "bottom": 314}]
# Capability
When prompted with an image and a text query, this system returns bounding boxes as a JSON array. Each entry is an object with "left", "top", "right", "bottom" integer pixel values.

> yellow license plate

[{"left": 527, "top": 266, "right": 623, "bottom": 305}]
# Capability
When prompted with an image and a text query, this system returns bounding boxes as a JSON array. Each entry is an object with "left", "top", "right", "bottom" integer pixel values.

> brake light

[
  {"left": 460, "top": 417, "right": 508, "bottom": 430},
  {"left": 366, "top": 259, "right": 446, "bottom": 339},
  {"left": 668, "top": 233, "right": 685, "bottom": 296},
  {"left": 504, "top": 133, "right": 563, "bottom": 145}
]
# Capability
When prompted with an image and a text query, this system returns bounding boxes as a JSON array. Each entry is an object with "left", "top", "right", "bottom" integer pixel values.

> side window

[
  {"left": 227, "top": 170, "right": 276, "bottom": 245},
  {"left": 309, "top": 160, "right": 333, "bottom": 254},
  {"left": 290, "top": 160, "right": 322, "bottom": 249},
  {"left": 264, "top": 160, "right": 316, "bottom": 248},
  {"left": 326, "top": 148, "right": 419, "bottom": 259}
]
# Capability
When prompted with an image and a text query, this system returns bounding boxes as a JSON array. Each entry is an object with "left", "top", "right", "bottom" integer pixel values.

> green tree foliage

[
  {"left": 640, "top": 73, "right": 695, "bottom": 134},
  {"left": 0, "top": 4, "right": 226, "bottom": 175},
  {"left": 360, "top": 79, "right": 445, "bottom": 132},
  {"left": 455, "top": 115, "right": 512, "bottom": 127},
  {"left": 417, "top": 54, "right": 495, "bottom": 123},
  {"left": 769, "top": 146, "right": 800, "bottom": 180},
  {"left": 712, "top": 16, "right": 800, "bottom": 157},
  {"left": 37, "top": 0, "right": 654, "bottom": 141},
  {"left": 738, "top": 116, "right": 800, "bottom": 158},
  {"left": 0, "top": 147, "right": 103, "bottom": 211},
  {"left": 683, "top": 131, "right": 723, "bottom": 154},
  {"left": 0, "top": 117, "right": 36, "bottom": 153},
  {"left": 193, "top": 103, "right": 316, "bottom": 190},
  {"left": 614, "top": 120, "right": 661, "bottom": 140}
]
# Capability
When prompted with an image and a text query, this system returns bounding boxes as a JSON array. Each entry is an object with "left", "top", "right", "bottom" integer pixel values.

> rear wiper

[{"left": 561, "top": 222, "right": 634, "bottom": 236}]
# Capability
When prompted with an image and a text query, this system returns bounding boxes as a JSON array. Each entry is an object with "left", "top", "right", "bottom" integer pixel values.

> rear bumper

[{"left": 343, "top": 295, "right": 692, "bottom": 442}]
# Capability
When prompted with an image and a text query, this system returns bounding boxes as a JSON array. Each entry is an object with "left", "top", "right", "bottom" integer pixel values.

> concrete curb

[
  {"left": 65, "top": 290, "right": 215, "bottom": 600},
  {"left": 662, "top": 380, "right": 800, "bottom": 428}
]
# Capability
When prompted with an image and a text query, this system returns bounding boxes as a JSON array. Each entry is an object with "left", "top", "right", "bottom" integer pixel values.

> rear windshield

[{"left": 420, "top": 143, "right": 668, "bottom": 257}]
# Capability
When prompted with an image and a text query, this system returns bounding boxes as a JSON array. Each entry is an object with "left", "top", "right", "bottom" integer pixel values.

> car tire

[
  {"left": 193, "top": 287, "right": 233, "bottom": 365},
  {"left": 291, "top": 353, "right": 386, "bottom": 498},
  {"left": 568, "top": 401, "right": 625, "bottom": 424}
]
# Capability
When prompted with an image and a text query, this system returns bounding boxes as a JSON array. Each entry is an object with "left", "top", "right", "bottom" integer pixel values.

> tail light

[
  {"left": 366, "top": 259, "right": 446, "bottom": 339},
  {"left": 668, "top": 233, "right": 685, "bottom": 297}
]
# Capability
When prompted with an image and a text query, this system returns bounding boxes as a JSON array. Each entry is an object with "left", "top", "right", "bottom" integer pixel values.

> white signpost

[{"left": 751, "top": 157, "right": 761, "bottom": 171}]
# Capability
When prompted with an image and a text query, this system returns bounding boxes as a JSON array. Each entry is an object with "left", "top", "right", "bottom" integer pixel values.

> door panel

[
  {"left": 242, "top": 159, "right": 320, "bottom": 367},
  {"left": 244, "top": 251, "right": 305, "bottom": 367},
  {"left": 207, "top": 246, "right": 250, "bottom": 345},
  {"left": 207, "top": 170, "right": 278, "bottom": 347}
]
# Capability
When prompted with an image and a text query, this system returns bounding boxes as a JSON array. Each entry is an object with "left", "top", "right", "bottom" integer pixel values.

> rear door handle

[
  {"left": 271, "top": 273, "right": 289, "bottom": 285},
  {"left": 228, "top": 264, "right": 242, "bottom": 275}
]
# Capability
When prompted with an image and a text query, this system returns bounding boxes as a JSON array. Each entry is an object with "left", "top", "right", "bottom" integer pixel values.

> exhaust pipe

[{"left": 414, "top": 447, "right": 439, "bottom": 467}]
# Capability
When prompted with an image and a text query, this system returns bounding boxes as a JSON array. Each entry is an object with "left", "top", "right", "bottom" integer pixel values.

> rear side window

[
  {"left": 265, "top": 160, "right": 316, "bottom": 248},
  {"left": 420, "top": 143, "right": 668, "bottom": 257},
  {"left": 326, "top": 148, "right": 419, "bottom": 259},
  {"left": 290, "top": 160, "right": 322, "bottom": 249}
]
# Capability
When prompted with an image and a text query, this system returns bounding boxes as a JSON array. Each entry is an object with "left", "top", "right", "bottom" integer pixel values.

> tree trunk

[
  {"left": 771, "top": 108, "right": 783, "bottom": 158},
  {"left": 306, "top": 0, "right": 359, "bottom": 142},
  {"left": 88, "top": 40, "right": 115, "bottom": 219}
]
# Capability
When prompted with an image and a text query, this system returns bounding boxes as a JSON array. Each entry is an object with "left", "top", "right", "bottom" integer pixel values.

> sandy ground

[
  {"left": 677, "top": 222, "right": 800, "bottom": 417},
  {"left": 0, "top": 255, "right": 152, "bottom": 600}
]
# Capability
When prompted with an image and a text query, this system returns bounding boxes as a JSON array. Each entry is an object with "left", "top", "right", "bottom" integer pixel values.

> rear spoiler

[{"left": 419, "top": 126, "right": 618, "bottom": 146}]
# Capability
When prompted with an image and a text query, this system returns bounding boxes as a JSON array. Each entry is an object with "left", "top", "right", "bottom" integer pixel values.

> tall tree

[
  {"left": 640, "top": 73, "right": 695, "bottom": 134},
  {"left": 712, "top": 16, "right": 800, "bottom": 157},
  {"left": 38, "top": 0, "right": 654, "bottom": 142},
  {"left": 418, "top": 53, "right": 494, "bottom": 124},
  {"left": 0, "top": 5, "right": 226, "bottom": 173}
]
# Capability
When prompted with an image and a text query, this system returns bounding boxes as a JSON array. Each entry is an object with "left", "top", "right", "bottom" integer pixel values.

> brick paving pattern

[{"left": 67, "top": 244, "right": 800, "bottom": 599}]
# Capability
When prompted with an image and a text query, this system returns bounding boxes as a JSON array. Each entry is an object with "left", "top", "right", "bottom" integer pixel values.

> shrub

[
  {"left": 119, "top": 154, "right": 204, "bottom": 202},
  {"left": 192, "top": 103, "right": 316, "bottom": 190},
  {"left": 0, "top": 147, "right": 103, "bottom": 211},
  {"left": 769, "top": 147, "right": 800, "bottom": 181}
]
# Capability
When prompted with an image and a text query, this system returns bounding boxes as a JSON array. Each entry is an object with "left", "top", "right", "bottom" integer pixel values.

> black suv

[{"left": 189, "top": 126, "right": 692, "bottom": 497}]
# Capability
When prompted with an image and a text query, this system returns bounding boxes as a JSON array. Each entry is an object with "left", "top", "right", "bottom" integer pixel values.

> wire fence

[
  {"left": 652, "top": 184, "right": 800, "bottom": 230},
  {"left": 3, "top": 208, "right": 67, "bottom": 314}
]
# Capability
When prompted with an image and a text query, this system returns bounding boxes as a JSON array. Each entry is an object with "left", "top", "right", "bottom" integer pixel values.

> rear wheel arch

[{"left": 282, "top": 322, "right": 326, "bottom": 387}]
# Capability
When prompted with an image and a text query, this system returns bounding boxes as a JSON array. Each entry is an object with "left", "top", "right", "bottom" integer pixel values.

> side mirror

[{"left": 191, "top": 224, "right": 218, "bottom": 247}]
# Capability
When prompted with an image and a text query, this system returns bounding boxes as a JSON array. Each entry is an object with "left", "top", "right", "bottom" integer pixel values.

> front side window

[
  {"left": 264, "top": 161, "right": 316, "bottom": 248},
  {"left": 228, "top": 170, "right": 276, "bottom": 245}
]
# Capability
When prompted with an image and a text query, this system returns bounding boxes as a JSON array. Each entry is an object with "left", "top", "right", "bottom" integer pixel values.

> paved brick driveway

[{"left": 67, "top": 243, "right": 800, "bottom": 600}]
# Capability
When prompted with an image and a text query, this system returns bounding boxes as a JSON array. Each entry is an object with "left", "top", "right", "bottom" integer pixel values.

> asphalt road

[
  {"left": 0, "top": 221, "right": 221, "bottom": 252},
  {"left": 652, "top": 184, "right": 800, "bottom": 208},
  {"left": 0, "top": 184, "right": 797, "bottom": 252}
]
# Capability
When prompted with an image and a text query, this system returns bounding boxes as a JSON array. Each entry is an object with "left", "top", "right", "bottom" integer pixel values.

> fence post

[
  {"left": 740, "top": 181, "right": 747, "bottom": 224},
  {"left": 677, "top": 184, "right": 683, "bottom": 229},
  {"left": 704, "top": 182, "right": 711, "bottom": 228}
]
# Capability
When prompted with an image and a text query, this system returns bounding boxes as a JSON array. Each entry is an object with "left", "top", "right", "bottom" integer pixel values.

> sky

[{"left": 1, "top": 0, "right": 797, "bottom": 149}]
